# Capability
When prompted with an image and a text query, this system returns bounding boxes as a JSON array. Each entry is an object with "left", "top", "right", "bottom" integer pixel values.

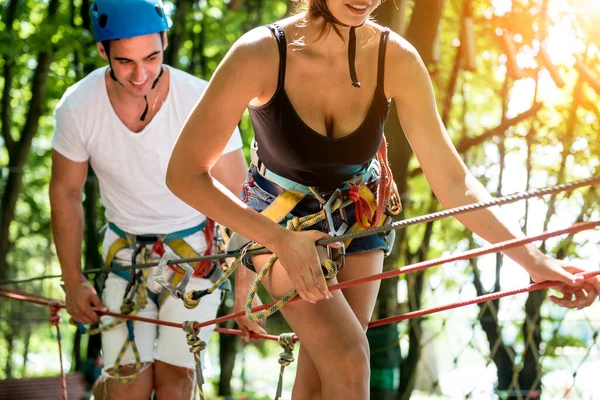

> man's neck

[{"left": 104, "top": 66, "right": 170, "bottom": 132}]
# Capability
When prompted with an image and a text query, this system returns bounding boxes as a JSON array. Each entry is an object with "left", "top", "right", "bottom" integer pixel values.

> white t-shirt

[{"left": 52, "top": 65, "right": 242, "bottom": 235}]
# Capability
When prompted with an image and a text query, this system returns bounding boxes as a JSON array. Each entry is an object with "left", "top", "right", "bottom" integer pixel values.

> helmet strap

[
  {"left": 140, "top": 66, "right": 164, "bottom": 121},
  {"left": 319, "top": 10, "right": 363, "bottom": 88}
]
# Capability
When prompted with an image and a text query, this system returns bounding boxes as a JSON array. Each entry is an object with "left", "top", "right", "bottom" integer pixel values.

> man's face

[{"left": 98, "top": 32, "right": 167, "bottom": 97}]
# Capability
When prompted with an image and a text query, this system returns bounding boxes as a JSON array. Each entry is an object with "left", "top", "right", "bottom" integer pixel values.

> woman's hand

[
  {"left": 273, "top": 230, "right": 337, "bottom": 303},
  {"left": 526, "top": 256, "right": 599, "bottom": 309}
]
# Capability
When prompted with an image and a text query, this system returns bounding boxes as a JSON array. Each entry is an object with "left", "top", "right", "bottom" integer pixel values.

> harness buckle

[{"left": 153, "top": 251, "right": 194, "bottom": 300}]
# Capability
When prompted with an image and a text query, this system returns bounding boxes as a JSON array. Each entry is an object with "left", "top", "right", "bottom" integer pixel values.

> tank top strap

[
  {"left": 266, "top": 23, "right": 287, "bottom": 93},
  {"left": 377, "top": 28, "right": 390, "bottom": 90}
]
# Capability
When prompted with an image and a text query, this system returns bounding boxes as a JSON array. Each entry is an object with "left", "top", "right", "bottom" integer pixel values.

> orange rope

[
  {"left": 0, "top": 221, "right": 597, "bottom": 338},
  {"left": 349, "top": 136, "right": 394, "bottom": 229},
  {"left": 49, "top": 301, "right": 67, "bottom": 400}
]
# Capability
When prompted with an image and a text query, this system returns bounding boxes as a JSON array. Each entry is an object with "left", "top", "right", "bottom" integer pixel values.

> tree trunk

[
  {"left": 20, "top": 325, "right": 32, "bottom": 376},
  {"left": 218, "top": 328, "right": 239, "bottom": 398},
  {"left": 164, "top": 0, "right": 191, "bottom": 68},
  {"left": 398, "top": 217, "right": 435, "bottom": 400},
  {"left": 4, "top": 328, "right": 14, "bottom": 378},
  {"left": 404, "top": 0, "right": 445, "bottom": 65},
  {"left": 0, "top": 0, "right": 58, "bottom": 281},
  {"left": 217, "top": 301, "right": 239, "bottom": 397},
  {"left": 370, "top": 1, "right": 444, "bottom": 398},
  {"left": 72, "top": 328, "right": 83, "bottom": 373}
]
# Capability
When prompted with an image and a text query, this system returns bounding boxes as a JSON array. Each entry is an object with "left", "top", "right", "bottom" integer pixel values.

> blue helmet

[{"left": 90, "top": 0, "right": 169, "bottom": 42}]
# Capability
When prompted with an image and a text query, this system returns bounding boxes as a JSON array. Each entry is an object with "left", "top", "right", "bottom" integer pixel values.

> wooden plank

[{"left": 0, "top": 373, "right": 86, "bottom": 400}]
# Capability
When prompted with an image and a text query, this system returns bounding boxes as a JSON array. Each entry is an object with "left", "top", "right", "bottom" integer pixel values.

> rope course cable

[
  {"left": 1, "top": 175, "right": 597, "bottom": 286},
  {"left": 1, "top": 176, "right": 597, "bottom": 398},
  {"left": 1, "top": 221, "right": 597, "bottom": 333},
  {"left": 1, "top": 218, "right": 598, "bottom": 397}
]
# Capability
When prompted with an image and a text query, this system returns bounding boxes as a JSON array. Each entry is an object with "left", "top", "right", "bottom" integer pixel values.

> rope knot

[
  {"left": 182, "top": 321, "right": 206, "bottom": 398},
  {"left": 120, "top": 298, "right": 135, "bottom": 315},
  {"left": 290, "top": 216, "right": 301, "bottom": 231},
  {"left": 182, "top": 321, "right": 206, "bottom": 351},
  {"left": 49, "top": 301, "right": 61, "bottom": 327},
  {"left": 274, "top": 333, "right": 296, "bottom": 400},
  {"left": 347, "top": 185, "right": 361, "bottom": 201},
  {"left": 183, "top": 289, "right": 207, "bottom": 309},
  {"left": 322, "top": 259, "right": 341, "bottom": 279},
  {"left": 278, "top": 352, "right": 294, "bottom": 367}
]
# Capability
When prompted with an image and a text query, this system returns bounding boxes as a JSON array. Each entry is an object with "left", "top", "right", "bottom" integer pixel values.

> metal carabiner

[
  {"left": 153, "top": 251, "right": 194, "bottom": 300},
  {"left": 323, "top": 189, "right": 349, "bottom": 237}
]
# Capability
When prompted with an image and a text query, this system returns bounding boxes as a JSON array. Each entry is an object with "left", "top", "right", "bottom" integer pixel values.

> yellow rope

[
  {"left": 245, "top": 200, "right": 343, "bottom": 322},
  {"left": 180, "top": 244, "right": 254, "bottom": 309},
  {"left": 182, "top": 321, "right": 206, "bottom": 400},
  {"left": 274, "top": 333, "right": 296, "bottom": 400}
]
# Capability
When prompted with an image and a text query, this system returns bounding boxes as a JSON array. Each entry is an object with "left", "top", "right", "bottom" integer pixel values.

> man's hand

[
  {"left": 234, "top": 265, "right": 267, "bottom": 342},
  {"left": 64, "top": 279, "right": 107, "bottom": 324},
  {"left": 234, "top": 293, "right": 267, "bottom": 342}
]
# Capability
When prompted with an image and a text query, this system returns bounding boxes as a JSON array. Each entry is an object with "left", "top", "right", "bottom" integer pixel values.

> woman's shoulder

[{"left": 365, "top": 21, "right": 420, "bottom": 65}]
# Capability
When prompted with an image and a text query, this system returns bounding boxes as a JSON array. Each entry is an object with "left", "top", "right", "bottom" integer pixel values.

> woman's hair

[{"left": 295, "top": 0, "right": 344, "bottom": 42}]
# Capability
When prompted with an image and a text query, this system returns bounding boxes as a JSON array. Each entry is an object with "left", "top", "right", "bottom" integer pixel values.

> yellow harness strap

[
  {"left": 156, "top": 238, "right": 204, "bottom": 306},
  {"left": 261, "top": 190, "right": 306, "bottom": 223},
  {"left": 105, "top": 237, "right": 131, "bottom": 268},
  {"left": 104, "top": 236, "right": 205, "bottom": 307}
]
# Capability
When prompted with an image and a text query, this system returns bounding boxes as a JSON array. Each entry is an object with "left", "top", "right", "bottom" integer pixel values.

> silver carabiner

[
  {"left": 323, "top": 189, "right": 349, "bottom": 237},
  {"left": 153, "top": 251, "right": 194, "bottom": 300}
]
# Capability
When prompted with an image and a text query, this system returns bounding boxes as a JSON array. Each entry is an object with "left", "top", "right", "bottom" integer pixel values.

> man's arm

[
  {"left": 50, "top": 150, "right": 106, "bottom": 323},
  {"left": 211, "top": 147, "right": 267, "bottom": 339}
]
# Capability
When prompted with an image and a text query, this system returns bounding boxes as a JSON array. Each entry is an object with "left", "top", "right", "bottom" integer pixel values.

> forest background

[{"left": 1, "top": 0, "right": 599, "bottom": 399}]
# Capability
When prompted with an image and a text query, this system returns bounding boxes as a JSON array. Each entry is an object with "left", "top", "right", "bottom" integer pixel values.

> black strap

[
  {"left": 349, "top": 27, "right": 360, "bottom": 88},
  {"left": 267, "top": 24, "right": 287, "bottom": 94},
  {"left": 140, "top": 67, "right": 165, "bottom": 121},
  {"left": 377, "top": 29, "right": 390, "bottom": 89}
]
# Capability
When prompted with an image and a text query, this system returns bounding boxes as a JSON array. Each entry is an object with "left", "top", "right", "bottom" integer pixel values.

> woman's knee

[{"left": 317, "top": 338, "right": 370, "bottom": 384}]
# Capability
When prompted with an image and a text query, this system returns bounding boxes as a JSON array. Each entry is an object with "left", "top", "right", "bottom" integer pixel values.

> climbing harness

[
  {"left": 77, "top": 220, "right": 229, "bottom": 383},
  {"left": 162, "top": 136, "right": 399, "bottom": 321},
  {"left": 1, "top": 219, "right": 599, "bottom": 398}
]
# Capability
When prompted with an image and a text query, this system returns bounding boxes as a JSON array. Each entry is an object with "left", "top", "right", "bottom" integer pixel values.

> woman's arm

[
  {"left": 167, "top": 28, "right": 331, "bottom": 303},
  {"left": 386, "top": 34, "right": 598, "bottom": 307}
]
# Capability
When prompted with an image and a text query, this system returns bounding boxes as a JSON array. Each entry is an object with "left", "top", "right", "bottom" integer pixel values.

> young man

[{"left": 49, "top": 0, "right": 264, "bottom": 398}]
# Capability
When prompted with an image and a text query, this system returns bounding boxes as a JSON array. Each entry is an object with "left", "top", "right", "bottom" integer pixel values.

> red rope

[
  {"left": 191, "top": 220, "right": 599, "bottom": 330},
  {"left": 1, "top": 221, "right": 597, "bottom": 339},
  {"left": 369, "top": 270, "right": 600, "bottom": 328},
  {"left": 349, "top": 136, "right": 394, "bottom": 229},
  {"left": 49, "top": 301, "right": 68, "bottom": 400},
  {"left": 0, "top": 289, "right": 287, "bottom": 342}
]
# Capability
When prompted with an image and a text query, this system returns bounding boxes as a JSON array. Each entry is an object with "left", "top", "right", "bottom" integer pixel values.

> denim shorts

[{"left": 239, "top": 167, "right": 391, "bottom": 272}]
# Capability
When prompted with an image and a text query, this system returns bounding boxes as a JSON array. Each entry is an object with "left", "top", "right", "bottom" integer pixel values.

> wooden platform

[{"left": 0, "top": 373, "right": 87, "bottom": 400}]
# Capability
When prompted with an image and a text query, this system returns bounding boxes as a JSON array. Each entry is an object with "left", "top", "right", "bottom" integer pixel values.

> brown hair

[{"left": 296, "top": 0, "right": 345, "bottom": 41}]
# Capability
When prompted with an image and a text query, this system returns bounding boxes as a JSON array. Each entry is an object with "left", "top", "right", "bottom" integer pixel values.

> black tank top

[{"left": 249, "top": 24, "right": 391, "bottom": 188}]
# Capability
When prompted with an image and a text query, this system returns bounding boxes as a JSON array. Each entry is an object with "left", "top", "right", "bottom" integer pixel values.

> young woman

[{"left": 167, "top": 1, "right": 599, "bottom": 398}]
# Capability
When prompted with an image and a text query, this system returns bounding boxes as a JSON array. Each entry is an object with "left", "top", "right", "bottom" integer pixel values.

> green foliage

[{"left": 1, "top": 0, "right": 599, "bottom": 397}]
